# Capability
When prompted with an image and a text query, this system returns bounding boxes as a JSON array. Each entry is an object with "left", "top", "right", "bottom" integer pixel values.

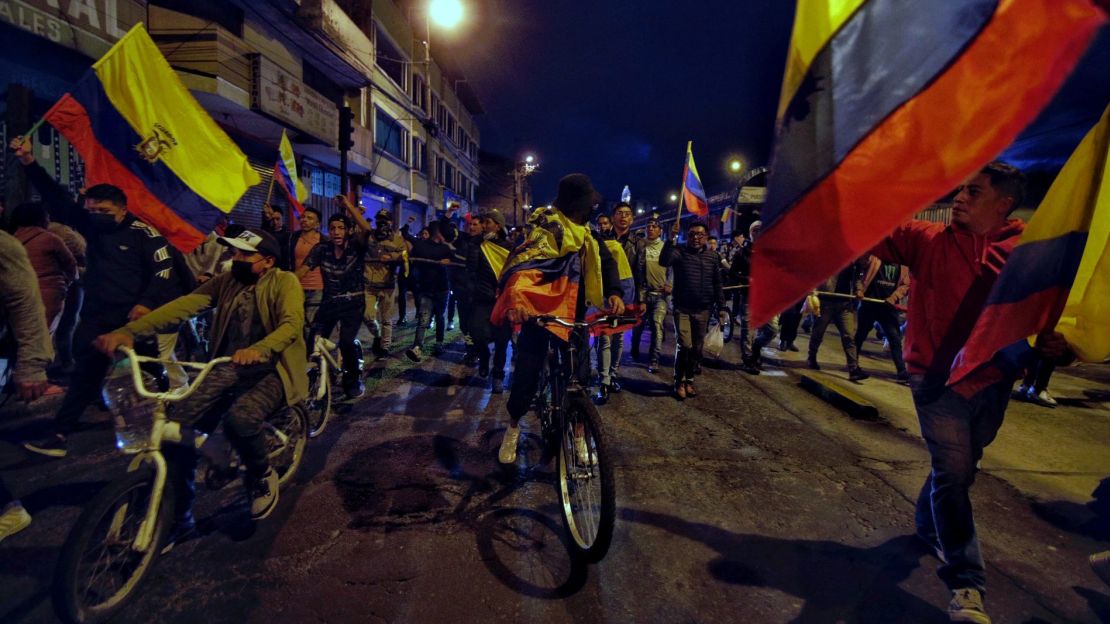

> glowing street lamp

[
  {"left": 669, "top": 193, "right": 679, "bottom": 203},
  {"left": 429, "top": 0, "right": 464, "bottom": 29},
  {"left": 729, "top": 158, "right": 744, "bottom": 173}
]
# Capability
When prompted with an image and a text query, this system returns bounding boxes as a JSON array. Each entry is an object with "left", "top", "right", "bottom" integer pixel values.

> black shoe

[
  {"left": 594, "top": 385, "right": 610, "bottom": 404},
  {"left": 491, "top": 377, "right": 505, "bottom": 394},
  {"left": 345, "top": 380, "right": 365, "bottom": 400},
  {"left": 371, "top": 337, "right": 388, "bottom": 358},
  {"left": 478, "top": 362, "right": 490, "bottom": 378},
  {"left": 609, "top": 379, "right": 622, "bottom": 393},
  {"left": 739, "top": 361, "right": 761, "bottom": 375},
  {"left": 463, "top": 353, "right": 479, "bottom": 367},
  {"left": 807, "top": 358, "right": 821, "bottom": 371},
  {"left": 647, "top": 362, "right": 659, "bottom": 374},
  {"left": 778, "top": 341, "right": 787, "bottom": 351},
  {"left": 897, "top": 370, "right": 911, "bottom": 383},
  {"left": 786, "top": 343, "right": 800, "bottom": 352},
  {"left": 849, "top": 367, "right": 870, "bottom": 382},
  {"left": 23, "top": 433, "right": 67, "bottom": 458}
]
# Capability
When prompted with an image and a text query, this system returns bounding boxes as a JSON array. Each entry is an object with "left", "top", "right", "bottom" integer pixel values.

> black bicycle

[{"left": 528, "top": 314, "right": 635, "bottom": 562}]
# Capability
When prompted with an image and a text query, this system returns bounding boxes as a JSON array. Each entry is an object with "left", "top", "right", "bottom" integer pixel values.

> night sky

[{"left": 438, "top": 2, "right": 1110, "bottom": 208}]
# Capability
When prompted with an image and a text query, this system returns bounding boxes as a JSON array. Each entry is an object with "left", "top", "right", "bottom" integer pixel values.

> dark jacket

[
  {"left": 726, "top": 241, "right": 753, "bottom": 286},
  {"left": 409, "top": 238, "right": 453, "bottom": 294},
  {"left": 659, "top": 240, "right": 725, "bottom": 313},
  {"left": 464, "top": 233, "right": 511, "bottom": 304},
  {"left": 25, "top": 162, "right": 179, "bottom": 319}
]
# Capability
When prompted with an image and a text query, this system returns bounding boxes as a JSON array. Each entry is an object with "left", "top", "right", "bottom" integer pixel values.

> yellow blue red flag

[
  {"left": 950, "top": 102, "right": 1110, "bottom": 387},
  {"left": 681, "top": 142, "right": 708, "bottom": 217},
  {"left": 43, "top": 23, "right": 260, "bottom": 252},
  {"left": 276, "top": 129, "right": 308, "bottom": 216},
  {"left": 749, "top": 0, "right": 1106, "bottom": 326}
]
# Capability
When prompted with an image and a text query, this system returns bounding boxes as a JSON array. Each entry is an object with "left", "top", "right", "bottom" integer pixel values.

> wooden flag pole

[
  {"left": 264, "top": 170, "right": 277, "bottom": 206},
  {"left": 675, "top": 140, "right": 691, "bottom": 224}
]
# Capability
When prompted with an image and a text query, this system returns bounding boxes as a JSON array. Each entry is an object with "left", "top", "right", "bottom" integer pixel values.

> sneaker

[
  {"left": 1011, "top": 384, "right": 1032, "bottom": 401},
  {"left": 345, "top": 380, "right": 365, "bottom": 400},
  {"left": 249, "top": 468, "right": 279, "bottom": 521},
  {"left": 447, "top": 321, "right": 456, "bottom": 331},
  {"left": 609, "top": 379, "right": 621, "bottom": 393},
  {"left": 807, "top": 358, "right": 821, "bottom": 371},
  {"left": 491, "top": 378, "right": 504, "bottom": 394},
  {"left": 897, "top": 370, "right": 911, "bottom": 383},
  {"left": 0, "top": 503, "right": 32, "bottom": 543},
  {"left": 778, "top": 341, "right": 788, "bottom": 351},
  {"left": 1090, "top": 551, "right": 1110, "bottom": 587},
  {"left": 647, "top": 361, "right": 659, "bottom": 374},
  {"left": 739, "top": 362, "right": 761, "bottom": 375},
  {"left": 593, "top": 384, "right": 610, "bottom": 405},
  {"left": 685, "top": 381, "right": 698, "bottom": 398},
  {"left": 948, "top": 588, "right": 990, "bottom": 624},
  {"left": 405, "top": 346, "right": 423, "bottom": 362},
  {"left": 849, "top": 367, "right": 870, "bottom": 382},
  {"left": 478, "top": 362, "right": 490, "bottom": 378},
  {"left": 674, "top": 382, "right": 687, "bottom": 400},
  {"left": 498, "top": 423, "right": 521, "bottom": 464},
  {"left": 1030, "top": 390, "right": 1058, "bottom": 408},
  {"left": 23, "top": 433, "right": 67, "bottom": 458}
]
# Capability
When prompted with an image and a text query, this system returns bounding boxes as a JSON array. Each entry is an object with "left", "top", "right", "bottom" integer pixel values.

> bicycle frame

[
  {"left": 311, "top": 336, "right": 342, "bottom": 401},
  {"left": 112, "top": 346, "right": 231, "bottom": 552}
]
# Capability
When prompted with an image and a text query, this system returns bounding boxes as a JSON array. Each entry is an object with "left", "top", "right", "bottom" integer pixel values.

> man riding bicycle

[
  {"left": 492, "top": 173, "right": 626, "bottom": 464},
  {"left": 94, "top": 229, "right": 307, "bottom": 525}
]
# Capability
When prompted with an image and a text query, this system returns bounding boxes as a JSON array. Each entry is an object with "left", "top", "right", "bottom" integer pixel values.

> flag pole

[
  {"left": 264, "top": 169, "right": 277, "bottom": 206},
  {"left": 675, "top": 141, "right": 691, "bottom": 224}
]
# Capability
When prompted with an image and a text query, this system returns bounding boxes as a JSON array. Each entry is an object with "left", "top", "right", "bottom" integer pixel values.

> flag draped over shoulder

[
  {"left": 682, "top": 142, "right": 709, "bottom": 217},
  {"left": 749, "top": 0, "right": 1107, "bottom": 326},
  {"left": 949, "top": 103, "right": 1110, "bottom": 386},
  {"left": 43, "top": 23, "right": 260, "bottom": 253},
  {"left": 490, "top": 208, "right": 604, "bottom": 340},
  {"left": 481, "top": 240, "right": 511, "bottom": 280},
  {"left": 275, "top": 129, "right": 308, "bottom": 217},
  {"left": 586, "top": 239, "right": 640, "bottom": 337}
]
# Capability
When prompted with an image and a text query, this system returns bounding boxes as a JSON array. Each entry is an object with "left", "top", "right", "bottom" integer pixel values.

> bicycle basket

[{"left": 102, "top": 357, "right": 158, "bottom": 454}]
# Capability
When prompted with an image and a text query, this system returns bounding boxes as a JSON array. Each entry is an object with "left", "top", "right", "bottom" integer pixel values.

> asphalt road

[{"left": 2, "top": 321, "right": 1109, "bottom": 623}]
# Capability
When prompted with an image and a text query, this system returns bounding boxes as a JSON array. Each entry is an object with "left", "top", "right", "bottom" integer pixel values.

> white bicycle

[
  {"left": 304, "top": 335, "right": 344, "bottom": 438},
  {"left": 52, "top": 347, "right": 307, "bottom": 623}
]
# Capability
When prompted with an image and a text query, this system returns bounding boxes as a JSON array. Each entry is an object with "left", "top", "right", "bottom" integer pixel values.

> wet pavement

[{"left": 2, "top": 315, "right": 1110, "bottom": 623}]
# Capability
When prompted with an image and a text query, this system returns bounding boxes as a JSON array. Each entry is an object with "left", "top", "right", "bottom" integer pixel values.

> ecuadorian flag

[
  {"left": 749, "top": 0, "right": 1107, "bottom": 326},
  {"left": 949, "top": 102, "right": 1110, "bottom": 388},
  {"left": 44, "top": 23, "right": 260, "bottom": 252},
  {"left": 682, "top": 142, "right": 709, "bottom": 217},
  {"left": 276, "top": 129, "right": 308, "bottom": 217}
]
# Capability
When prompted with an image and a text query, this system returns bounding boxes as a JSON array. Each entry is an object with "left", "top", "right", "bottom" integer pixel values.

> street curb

[{"left": 798, "top": 373, "right": 880, "bottom": 421}]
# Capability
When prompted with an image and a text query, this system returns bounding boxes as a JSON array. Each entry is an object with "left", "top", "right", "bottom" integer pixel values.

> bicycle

[
  {"left": 526, "top": 314, "right": 636, "bottom": 563},
  {"left": 304, "top": 334, "right": 343, "bottom": 438},
  {"left": 53, "top": 347, "right": 307, "bottom": 624}
]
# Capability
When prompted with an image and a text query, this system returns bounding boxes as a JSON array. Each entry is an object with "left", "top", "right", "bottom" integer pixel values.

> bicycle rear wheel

[
  {"left": 305, "top": 360, "right": 332, "bottom": 438},
  {"left": 267, "top": 405, "right": 307, "bottom": 486},
  {"left": 53, "top": 468, "right": 173, "bottom": 624},
  {"left": 556, "top": 393, "right": 616, "bottom": 562}
]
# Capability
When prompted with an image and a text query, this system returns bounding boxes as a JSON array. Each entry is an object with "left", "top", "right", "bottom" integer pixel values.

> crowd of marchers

[{"left": 0, "top": 135, "right": 1104, "bottom": 624}]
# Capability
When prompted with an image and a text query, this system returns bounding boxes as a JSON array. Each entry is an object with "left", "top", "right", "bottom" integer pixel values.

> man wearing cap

[
  {"left": 496, "top": 173, "right": 626, "bottom": 464},
  {"left": 349, "top": 206, "right": 408, "bottom": 358},
  {"left": 465, "top": 209, "right": 513, "bottom": 392},
  {"left": 630, "top": 217, "right": 670, "bottom": 373},
  {"left": 301, "top": 200, "right": 368, "bottom": 399},
  {"left": 94, "top": 228, "right": 307, "bottom": 523}
]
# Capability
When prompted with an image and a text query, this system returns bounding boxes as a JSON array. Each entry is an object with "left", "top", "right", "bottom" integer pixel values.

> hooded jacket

[{"left": 874, "top": 218, "right": 1024, "bottom": 377}]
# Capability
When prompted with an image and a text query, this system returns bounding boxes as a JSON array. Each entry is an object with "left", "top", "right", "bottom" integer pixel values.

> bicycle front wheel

[
  {"left": 305, "top": 360, "right": 332, "bottom": 438},
  {"left": 556, "top": 394, "right": 616, "bottom": 562},
  {"left": 267, "top": 405, "right": 308, "bottom": 486},
  {"left": 53, "top": 468, "right": 173, "bottom": 624}
]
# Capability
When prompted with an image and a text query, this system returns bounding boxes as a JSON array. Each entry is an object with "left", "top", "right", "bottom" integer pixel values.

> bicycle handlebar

[
  {"left": 534, "top": 315, "right": 640, "bottom": 330},
  {"left": 114, "top": 346, "right": 233, "bottom": 402}
]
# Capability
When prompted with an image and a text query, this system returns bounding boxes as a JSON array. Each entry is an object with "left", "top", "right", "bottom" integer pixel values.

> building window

[
  {"left": 374, "top": 108, "right": 407, "bottom": 162},
  {"left": 412, "top": 137, "right": 427, "bottom": 173},
  {"left": 412, "top": 75, "right": 427, "bottom": 113},
  {"left": 374, "top": 23, "right": 407, "bottom": 90}
]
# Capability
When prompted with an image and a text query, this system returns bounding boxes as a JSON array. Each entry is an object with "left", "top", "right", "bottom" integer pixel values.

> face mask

[
  {"left": 231, "top": 260, "right": 260, "bottom": 284},
  {"left": 90, "top": 213, "right": 119, "bottom": 232},
  {"left": 375, "top": 224, "right": 393, "bottom": 239}
]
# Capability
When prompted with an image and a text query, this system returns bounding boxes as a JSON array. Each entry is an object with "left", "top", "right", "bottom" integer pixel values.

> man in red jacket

[{"left": 874, "top": 162, "right": 1066, "bottom": 624}]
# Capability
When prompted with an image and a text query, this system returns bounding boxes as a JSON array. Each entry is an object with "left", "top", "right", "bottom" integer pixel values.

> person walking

[
  {"left": 660, "top": 220, "right": 726, "bottom": 399},
  {"left": 349, "top": 207, "right": 406, "bottom": 358},
  {"left": 630, "top": 218, "right": 670, "bottom": 373},
  {"left": 464, "top": 210, "right": 513, "bottom": 392},
  {"left": 7, "top": 202, "right": 78, "bottom": 333},
  {"left": 405, "top": 222, "right": 454, "bottom": 362},
  {"left": 854, "top": 254, "right": 911, "bottom": 381},
  {"left": 806, "top": 258, "right": 870, "bottom": 381}
]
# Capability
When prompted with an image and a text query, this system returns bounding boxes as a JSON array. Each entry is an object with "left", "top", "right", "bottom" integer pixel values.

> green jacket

[{"left": 117, "top": 269, "right": 307, "bottom": 406}]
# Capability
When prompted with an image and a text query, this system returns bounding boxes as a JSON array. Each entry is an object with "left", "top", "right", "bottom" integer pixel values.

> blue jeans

[
  {"left": 911, "top": 374, "right": 1011, "bottom": 592},
  {"left": 595, "top": 331, "right": 625, "bottom": 386},
  {"left": 631, "top": 292, "right": 669, "bottom": 364}
]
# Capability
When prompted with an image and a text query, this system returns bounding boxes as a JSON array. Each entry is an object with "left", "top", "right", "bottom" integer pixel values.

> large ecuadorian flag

[
  {"left": 490, "top": 207, "right": 605, "bottom": 341},
  {"left": 949, "top": 102, "right": 1110, "bottom": 390},
  {"left": 749, "top": 0, "right": 1107, "bottom": 326},
  {"left": 44, "top": 23, "right": 260, "bottom": 252}
]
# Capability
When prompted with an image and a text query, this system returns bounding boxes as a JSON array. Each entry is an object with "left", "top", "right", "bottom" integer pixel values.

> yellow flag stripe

[
  {"left": 93, "top": 24, "right": 260, "bottom": 212},
  {"left": 778, "top": 0, "right": 869, "bottom": 120}
]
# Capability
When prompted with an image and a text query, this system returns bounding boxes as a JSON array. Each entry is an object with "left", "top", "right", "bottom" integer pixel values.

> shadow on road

[
  {"left": 621, "top": 507, "right": 947, "bottom": 623},
  {"left": 333, "top": 431, "right": 589, "bottom": 597},
  {"left": 1031, "top": 477, "right": 1110, "bottom": 541}
]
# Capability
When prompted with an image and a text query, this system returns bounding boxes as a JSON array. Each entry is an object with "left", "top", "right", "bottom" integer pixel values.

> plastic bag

[{"left": 704, "top": 324, "right": 725, "bottom": 359}]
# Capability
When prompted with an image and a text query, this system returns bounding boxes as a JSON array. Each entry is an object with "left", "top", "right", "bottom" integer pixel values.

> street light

[
  {"left": 669, "top": 193, "right": 678, "bottom": 202},
  {"left": 729, "top": 158, "right": 744, "bottom": 173},
  {"left": 513, "top": 153, "right": 540, "bottom": 226},
  {"left": 429, "top": 0, "right": 464, "bottom": 29},
  {"left": 524, "top": 154, "right": 534, "bottom": 164}
]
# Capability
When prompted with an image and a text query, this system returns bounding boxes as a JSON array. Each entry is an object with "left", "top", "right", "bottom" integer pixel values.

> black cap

[{"left": 217, "top": 228, "right": 282, "bottom": 259}]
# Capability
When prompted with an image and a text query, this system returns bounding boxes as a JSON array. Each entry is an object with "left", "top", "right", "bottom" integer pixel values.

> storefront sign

[
  {"left": 0, "top": 0, "right": 145, "bottom": 57},
  {"left": 252, "top": 54, "right": 339, "bottom": 146},
  {"left": 737, "top": 186, "right": 766, "bottom": 204}
]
